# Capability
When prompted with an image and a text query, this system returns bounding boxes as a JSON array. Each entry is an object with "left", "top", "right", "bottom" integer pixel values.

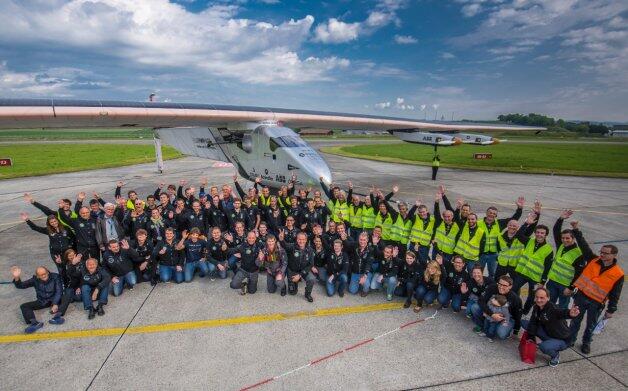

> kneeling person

[
  {"left": 259, "top": 235, "right": 287, "bottom": 295},
  {"left": 82, "top": 258, "right": 111, "bottom": 319},
  {"left": 103, "top": 239, "right": 138, "bottom": 296}
]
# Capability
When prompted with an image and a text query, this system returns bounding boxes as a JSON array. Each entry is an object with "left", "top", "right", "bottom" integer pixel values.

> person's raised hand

[
  {"left": 120, "top": 239, "right": 130, "bottom": 250},
  {"left": 77, "top": 192, "right": 86, "bottom": 202},
  {"left": 569, "top": 220, "right": 579, "bottom": 230},
  {"left": 516, "top": 196, "right": 525, "bottom": 209},
  {"left": 525, "top": 212, "right": 537, "bottom": 225},
  {"left": 392, "top": 185, "right": 399, "bottom": 194},
  {"left": 533, "top": 199, "right": 542, "bottom": 214},
  {"left": 560, "top": 209, "right": 574, "bottom": 220},
  {"left": 20, "top": 212, "right": 29, "bottom": 221},
  {"left": 438, "top": 184, "right": 446, "bottom": 195},
  {"left": 10, "top": 266, "right": 21, "bottom": 280},
  {"left": 116, "top": 181, "right": 124, "bottom": 188},
  {"left": 23, "top": 193, "right": 34, "bottom": 204}
]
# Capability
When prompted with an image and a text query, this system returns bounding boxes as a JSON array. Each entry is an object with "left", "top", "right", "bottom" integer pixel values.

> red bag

[{"left": 519, "top": 331, "right": 537, "bottom": 364}]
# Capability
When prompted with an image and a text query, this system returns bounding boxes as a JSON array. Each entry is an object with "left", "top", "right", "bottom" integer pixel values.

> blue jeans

[
  {"left": 370, "top": 274, "right": 397, "bottom": 297},
  {"left": 411, "top": 244, "right": 430, "bottom": 264},
  {"left": 466, "top": 260, "right": 480, "bottom": 274},
  {"left": 494, "top": 319, "right": 514, "bottom": 340},
  {"left": 470, "top": 301, "right": 485, "bottom": 327},
  {"left": 479, "top": 253, "right": 498, "bottom": 280},
  {"left": 415, "top": 285, "right": 438, "bottom": 305},
  {"left": 159, "top": 265, "right": 184, "bottom": 283},
  {"left": 111, "top": 271, "right": 137, "bottom": 296},
  {"left": 227, "top": 255, "right": 239, "bottom": 273},
  {"left": 313, "top": 266, "right": 328, "bottom": 285},
  {"left": 569, "top": 293, "right": 604, "bottom": 345},
  {"left": 522, "top": 320, "right": 568, "bottom": 359},
  {"left": 513, "top": 273, "right": 536, "bottom": 314},
  {"left": 184, "top": 260, "right": 210, "bottom": 282},
  {"left": 326, "top": 273, "right": 348, "bottom": 296},
  {"left": 81, "top": 284, "right": 109, "bottom": 310},
  {"left": 466, "top": 297, "right": 478, "bottom": 318},
  {"left": 483, "top": 318, "right": 501, "bottom": 338},
  {"left": 348, "top": 272, "right": 372, "bottom": 294},
  {"left": 546, "top": 279, "right": 570, "bottom": 309},
  {"left": 370, "top": 262, "right": 380, "bottom": 273},
  {"left": 438, "top": 287, "right": 463, "bottom": 312}
]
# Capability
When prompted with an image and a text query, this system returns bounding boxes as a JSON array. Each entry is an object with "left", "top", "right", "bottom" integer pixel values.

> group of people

[{"left": 11, "top": 174, "right": 623, "bottom": 367}]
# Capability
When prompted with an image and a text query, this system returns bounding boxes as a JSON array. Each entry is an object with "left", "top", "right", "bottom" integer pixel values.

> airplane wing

[{"left": 0, "top": 99, "right": 544, "bottom": 133}]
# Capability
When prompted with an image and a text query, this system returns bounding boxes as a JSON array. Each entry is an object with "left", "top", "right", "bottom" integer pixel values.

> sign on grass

[
  {"left": 0, "top": 158, "right": 12, "bottom": 166},
  {"left": 473, "top": 153, "right": 492, "bottom": 160}
]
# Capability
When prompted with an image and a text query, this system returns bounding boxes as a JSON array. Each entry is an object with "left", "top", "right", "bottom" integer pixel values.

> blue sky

[{"left": 0, "top": 0, "right": 626, "bottom": 121}]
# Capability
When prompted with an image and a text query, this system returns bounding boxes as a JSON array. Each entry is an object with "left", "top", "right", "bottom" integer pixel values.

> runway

[{"left": 0, "top": 150, "right": 626, "bottom": 390}]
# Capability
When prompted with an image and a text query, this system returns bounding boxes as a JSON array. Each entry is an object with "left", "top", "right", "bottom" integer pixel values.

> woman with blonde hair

[{"left": 414, "top": 259, "right": 441, "bottom": 312}]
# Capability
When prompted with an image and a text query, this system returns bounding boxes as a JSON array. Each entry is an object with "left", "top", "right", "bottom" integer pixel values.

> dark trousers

[
  {"left": 59, "top": 287, "right": 81, "bottom": 316},
  {"left": 431, "top": 166, "right": 438, "bottom": 180},
  {"left": 569, "top": 293, "right": 604, "bottom": 345},
  {"left": 19, "top": 300, "right": 51, "bottom": 324},
  {"left": 495, "top": 264, "right": 515, "bottom": 280}
]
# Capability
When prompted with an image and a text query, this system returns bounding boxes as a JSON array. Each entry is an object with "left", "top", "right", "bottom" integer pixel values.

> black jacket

[
  {"left": 14, "top": 273, "right": 63, "bottom": 305},
  {"left": 398, "top": 261, "right": 424, "bottom": 285},
  {"left": 25, "top": 220, "right": 74, "bottom": 257},
  {"left": 441, "top": 263, "right": 470, "bottom": 294},
  {"left": 206, "top": 238, "right": 228, "bottom": 265},
  {"left": 326, "top": 251, "right": 350, "bottom": 276},
  {"left": 153, "top": 240, "right": 183, "bottom": 267},
  {"left": 102, "top": 249, "right": 137, "bottom": 277},
  {"left": 228, "top": 242, "right": 262, "bottom": 273},
  {"left": 81, "top": 267, "right": 111, "bottom": 290},
  {"left": 480, "top": 284, "right": 523, "bottom": 333},
  {"left": 282, "top": 242, "right": 315, "bottom": 277},
  {"left": 526, "top": 301, "right": 574, "bottom": 341},
  {"left": 379, "top": 256, "right": 399, "bottom": 278}
]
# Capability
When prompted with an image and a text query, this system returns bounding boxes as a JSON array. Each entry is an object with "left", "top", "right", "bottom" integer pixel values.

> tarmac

[{"left": 0, "top": 140, "right": 626, "bottom": 390}]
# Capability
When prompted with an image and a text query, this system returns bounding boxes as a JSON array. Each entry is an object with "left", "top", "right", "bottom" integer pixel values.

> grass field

[
  {"left": 0, "top": 128, "right": 154, "bottom": 140},
  {"left": 0, "top": 144, "right": 182, "bottom": 179},
  {"left": 322, "top": 142, "right": 628, "bottom": 178}
]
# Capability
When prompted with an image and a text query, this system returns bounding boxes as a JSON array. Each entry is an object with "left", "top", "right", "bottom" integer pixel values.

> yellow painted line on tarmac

[{"left": 0, "top": 302, "right": 403, "bottom": 344}]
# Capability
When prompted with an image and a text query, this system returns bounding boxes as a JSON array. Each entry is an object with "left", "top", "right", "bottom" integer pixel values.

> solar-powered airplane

[{"left": 0, "top": 99, "right": 543, "bottom": 187}]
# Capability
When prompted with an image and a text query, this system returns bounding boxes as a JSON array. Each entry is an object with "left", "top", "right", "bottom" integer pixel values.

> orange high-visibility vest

[{"left": 574, "top": 258, "right": 624, "bottom": 304}]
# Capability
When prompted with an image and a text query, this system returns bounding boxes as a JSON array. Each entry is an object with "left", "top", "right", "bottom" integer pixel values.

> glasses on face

[
  {"left": 599, "top": 251, "right": 613, "bottom": 255},
  {"left": 498, "top": 282, "right": 511, "bottom": 288}
]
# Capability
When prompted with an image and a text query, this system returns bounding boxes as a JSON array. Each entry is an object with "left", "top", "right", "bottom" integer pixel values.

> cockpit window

[{"left": 270, "top": 135, "right": 307, "bottom": 150}]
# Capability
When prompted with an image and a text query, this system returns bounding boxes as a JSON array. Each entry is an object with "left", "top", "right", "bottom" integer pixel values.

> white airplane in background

[{"left": 0, "top": 99, "right": 542, "bottom": 187}]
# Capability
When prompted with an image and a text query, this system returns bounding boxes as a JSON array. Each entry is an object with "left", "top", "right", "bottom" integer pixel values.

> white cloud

[
  {"left": 0, "top": 0, "right": 350, "bottom": 85},
  {"left": 462, "top": 3, "right": 483, "bottom": 17},
  {"left": 375, "top": 101, "right": 391, "bottom": 108},
  {"left": 440, "top": 52, "right": 456, "bottom": 59},
  {"left": 314, "top": 0, "right": 409, "bottom": 44},
  {"left": 423, "top": 86, "right": 466, "bottom": 95},
  {"left": 0, "top": 61, "right": 110, "bottom": 96},
  {"left": 374, "top": 96, "right": 415, "bottom": 110},
  {"left": 313, "top": 18, "right": 361, "bottom": 43},
  {"left": 394, "top": 34, "right": 418, "bottom": 44}
]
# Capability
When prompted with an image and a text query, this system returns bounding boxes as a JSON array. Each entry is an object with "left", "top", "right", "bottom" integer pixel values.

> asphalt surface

[{"left": 0, "top": 143, "right": 626, "bottom": 390}]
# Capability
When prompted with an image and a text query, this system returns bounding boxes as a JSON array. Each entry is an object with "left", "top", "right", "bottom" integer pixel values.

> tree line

[{"left": 497, "top": 113, "right": 610, "bottom": 134}]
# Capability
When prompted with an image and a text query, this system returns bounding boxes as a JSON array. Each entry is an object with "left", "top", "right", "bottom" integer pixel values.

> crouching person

[
  {"left": 259, "top": 235, "right": 287, "bottom": 295},
  {"left": 326, "top": 240, "right": 349, "bottom": 297},
  {"left": 229, "top": 231, "right": 262, "bottom": 295},
  {"left": 472, "top": 275, "right": 522, "bottom": 340},
  {"left": 81, "top": 258, "right": 111, "bottom": 319},
  {"left": 11, "top": 265, "right": 63, "bottom": 333},
  {"left": 103, "top": 239, "right": 138, "bottom": 296},
  {"left": 522, "top": 287, "right": 580, "bottom": 367}
]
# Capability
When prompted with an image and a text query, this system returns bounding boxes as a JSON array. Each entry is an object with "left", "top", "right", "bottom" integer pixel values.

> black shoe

[
  {"left": 581, "top": 343, "right": 591, "bottom": 355},
  {"left": 150, "top": 278, "right": 159, "bottom": 286},
  {"left": 88, "top": 308, "right": 95, "bottom": 320},
  {"left": 305, "top": 293, "right": 314, "bottom": 303},
  {"left": 280, "top": 286, "right": 287, "bottom": 296},
  {"left": 339, "top": 291, "right": 345, "bottom": 298},
  {"left": 403, "top": 299, "right": 412, "bottom": 308},
  {"left": 97, "top": 305, "right": 105, "bottom": 316},
  {"left": 240, "top": 281, "right": 248, "bottom": 296},
  {"left": 359, "top": 291, "right": 368, "bottom": 297}
]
